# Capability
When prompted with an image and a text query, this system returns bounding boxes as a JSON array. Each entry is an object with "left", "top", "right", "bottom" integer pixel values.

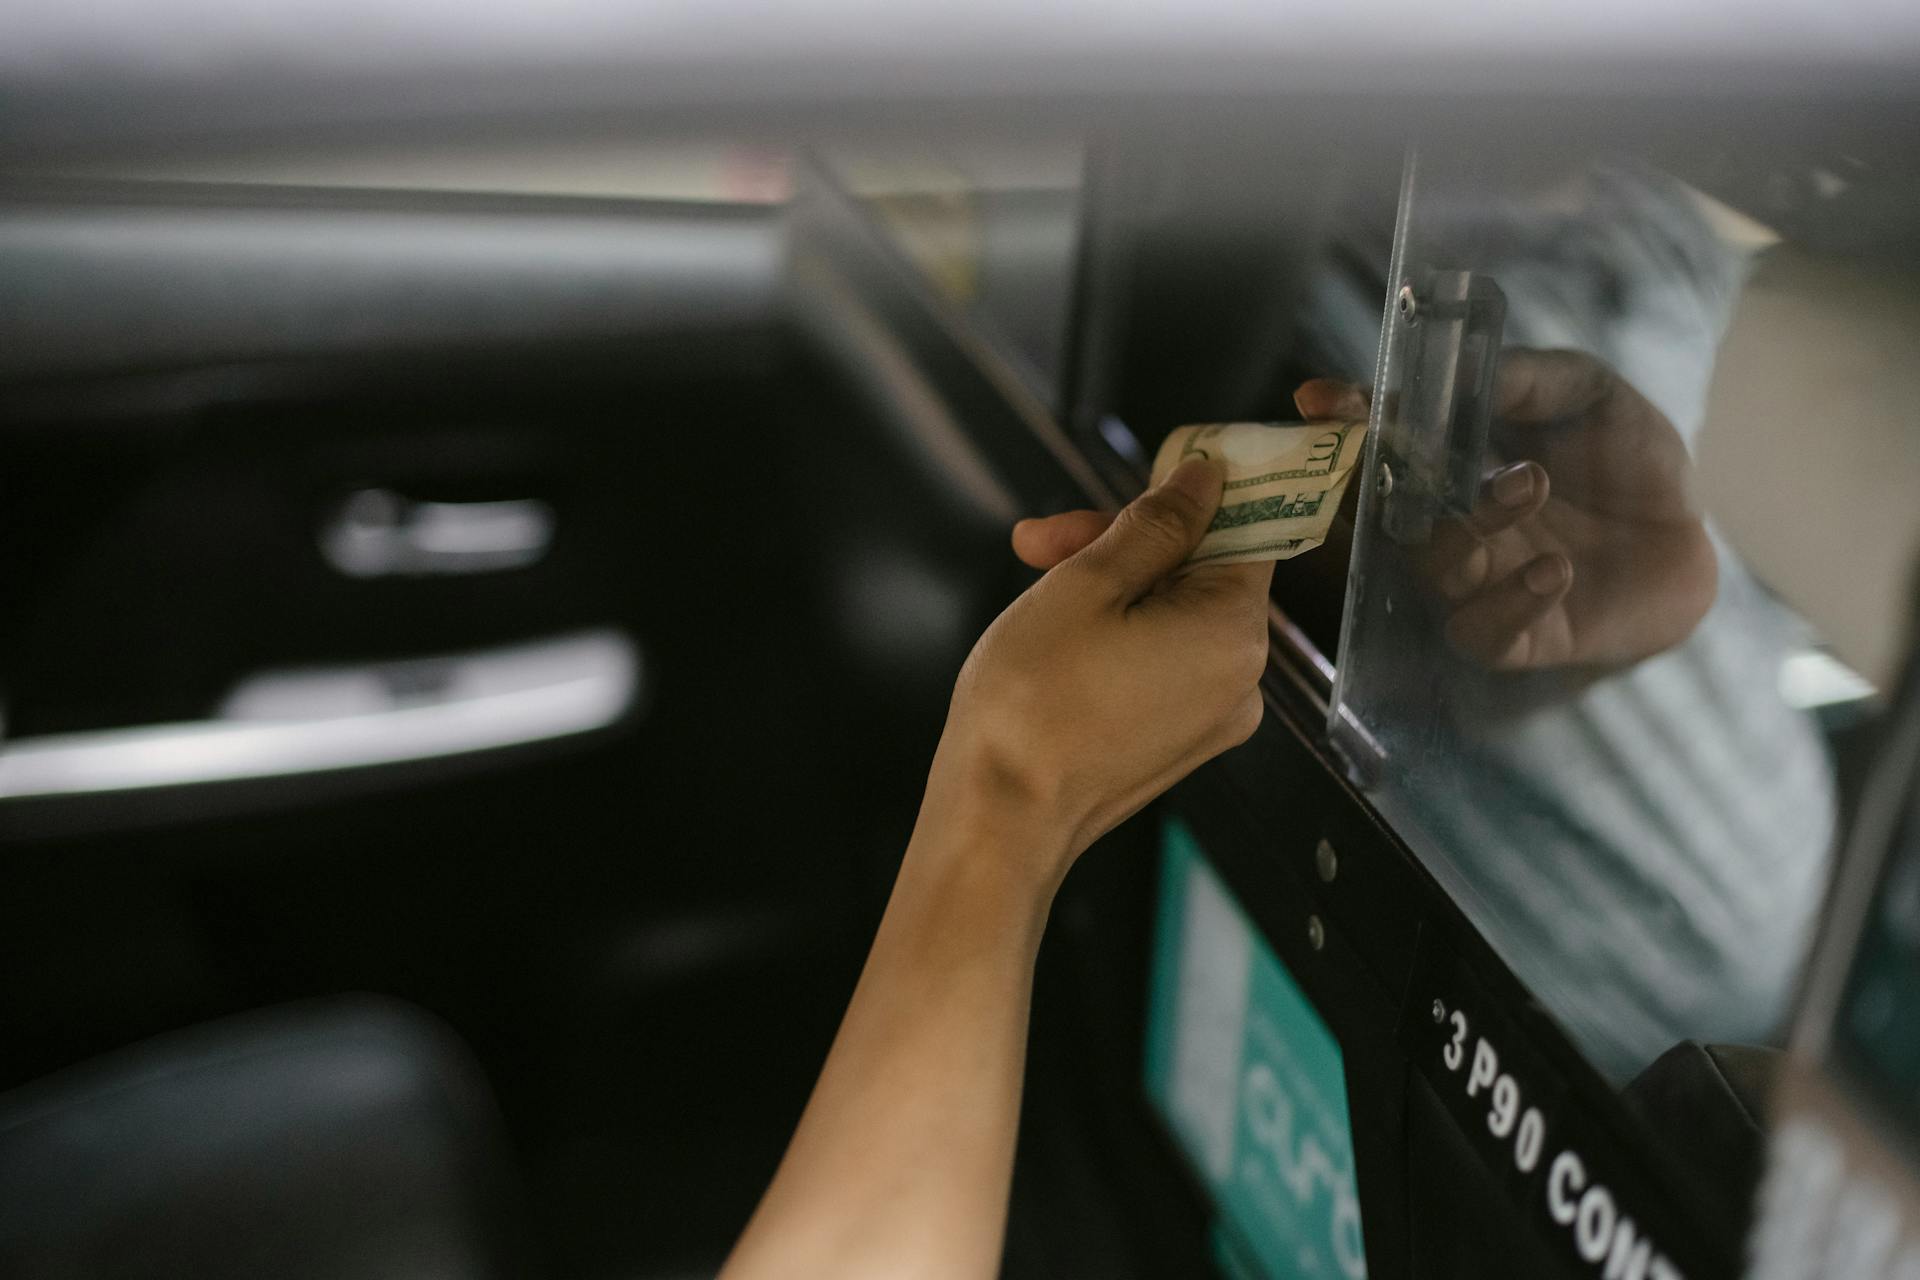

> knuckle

[
  {"left": 1236, "top": 631, "right": 1271, "bottom": 684},
  {"left": 1230, "top": 694, "right": 1265, "bottom": 745},
  {"left": 1489, "top": 631, "right": 1534, "bottom": 672},
  {"left": 1125, "top": 490, "right": 1202, "bottom": 548},
  {"left": 1550, "top": 348, "right": 1618, "bottom": 409},
  {"left": 1505, "top": 347, "right": 1617, "bottom": 420},
  {"left": 1571, "top": 348, "right": 1619, "bottom": 391},
  {"left": 1435, "top": 558, "right": 1482, "bottom": 602},
  {"left": 1429, "top": 535, "right": 1489, "bottom": 601},
  {"left": 1049, "top": 553, "right": 1105, "bottom": 597}
]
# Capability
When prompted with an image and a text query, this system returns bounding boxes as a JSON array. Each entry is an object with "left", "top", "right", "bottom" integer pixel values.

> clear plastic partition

[{"left": 1332, "top": 146, "right": 1920, "bottom": 1086}]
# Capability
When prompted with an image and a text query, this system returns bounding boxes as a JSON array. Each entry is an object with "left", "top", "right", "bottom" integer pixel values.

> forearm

[
  {"left": 721, "top": 453, "right": 1267, "bottom": 1277},
  {"left": 720, "top": 792, "right": 1064, "bottom": 1280}
]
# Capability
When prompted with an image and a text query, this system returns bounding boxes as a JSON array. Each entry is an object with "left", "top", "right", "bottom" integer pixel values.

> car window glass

[{"left": 827, "top": 142, "right": 1085, "bottom": 410}]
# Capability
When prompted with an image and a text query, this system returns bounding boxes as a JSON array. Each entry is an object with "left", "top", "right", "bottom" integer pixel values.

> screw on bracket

[{"left": 1315, "top": 839, "right": 1339, "bottom": 883}]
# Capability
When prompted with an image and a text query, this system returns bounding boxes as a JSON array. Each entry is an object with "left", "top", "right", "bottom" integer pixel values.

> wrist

[{"left": 912, "top": 739, "right": 1078, "bottom": 917}]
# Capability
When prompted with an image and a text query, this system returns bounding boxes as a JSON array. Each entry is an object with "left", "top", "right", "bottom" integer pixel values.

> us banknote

[{"left": 1149, "top": 419, "right": 1369, "bottom": 566}]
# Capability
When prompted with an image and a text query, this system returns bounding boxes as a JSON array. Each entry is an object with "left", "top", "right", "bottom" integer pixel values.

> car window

[
  {"left": 1330, "top": 144, "right": 1920, "bottom": 1096},
  {"left": 826, "top": 141, "right": 1085, "bottom": 411}
]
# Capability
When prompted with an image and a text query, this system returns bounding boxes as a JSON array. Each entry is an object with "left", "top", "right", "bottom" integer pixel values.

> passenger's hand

[
  {"left": 923, "top": 457, "right": 1272, "bottom": 892},
  {"left": 1296, "top": 349, "right": 1716, "bottom": 672}
]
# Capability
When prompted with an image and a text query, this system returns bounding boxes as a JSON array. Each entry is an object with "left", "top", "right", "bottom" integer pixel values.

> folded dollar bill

[{"left": 1149, "top": 420, "right": 1369, "bottom": 566}]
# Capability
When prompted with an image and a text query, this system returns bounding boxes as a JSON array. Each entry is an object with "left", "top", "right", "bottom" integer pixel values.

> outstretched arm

[{"left": 720, "top": 454, "right": 1274, "bottom": 1280}]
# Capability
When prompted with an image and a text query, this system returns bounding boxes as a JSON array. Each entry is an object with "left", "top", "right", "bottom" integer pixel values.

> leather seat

[{"left": 0, "top": 996, "right": 529, "bottom": 1280}]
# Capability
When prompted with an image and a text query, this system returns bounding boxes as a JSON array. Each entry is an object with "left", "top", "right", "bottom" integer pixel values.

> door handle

[
  {"left": 0, "top": 629, "right": 638, "bottom": 803},
  {"left": 320, "top": 489, "right": 556, "bottom": 578}
]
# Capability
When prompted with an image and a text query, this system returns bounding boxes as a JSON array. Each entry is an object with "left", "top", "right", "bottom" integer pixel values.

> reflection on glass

[
  {"left": 828, "top": 144, "right": 1084, "bottom": 407},
  {"left": 1328, "top": 154, "right": 1890, "bottom": 1086}
]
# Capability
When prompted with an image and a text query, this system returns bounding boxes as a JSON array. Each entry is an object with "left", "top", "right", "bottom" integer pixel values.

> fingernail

[
  {"left": 1292, "top": 378, "right": 1337, "bottom": 416},
  {"left": 1524, "top": 555, "right": 1569, "bottom": 595},
  {"left": 1491, "top": 462, "right": 1536, "bottom": 507},
  {"left": 1164, "top": 455, "right": 1224, "bottom": 504}
]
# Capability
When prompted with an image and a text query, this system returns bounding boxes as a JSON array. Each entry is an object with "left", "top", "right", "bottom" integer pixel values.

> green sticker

[{"left": 1146, "top": 819, "right": 1368, "bottom": 1280}]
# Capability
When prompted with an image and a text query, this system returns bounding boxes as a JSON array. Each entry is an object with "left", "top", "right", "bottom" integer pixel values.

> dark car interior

[
  {"left": 0, "top": 151, "right": 1230, "bottom": 1278},
  {"left": 5, "top": 23, "right": 1920, "bottom": 1276}
]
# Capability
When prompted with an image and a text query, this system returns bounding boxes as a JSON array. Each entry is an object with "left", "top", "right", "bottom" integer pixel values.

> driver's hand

[
  {"left": 924, "top": 457, "right": 1272, "bottom": 888},
  {"left": 1296, "top": 349, "right": 1717, "bottom": 673}
]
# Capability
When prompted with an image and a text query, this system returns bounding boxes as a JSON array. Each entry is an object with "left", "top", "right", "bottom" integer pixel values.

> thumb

[{"left": 1070, "top": 456, "right": 1225, "bottom": 603}]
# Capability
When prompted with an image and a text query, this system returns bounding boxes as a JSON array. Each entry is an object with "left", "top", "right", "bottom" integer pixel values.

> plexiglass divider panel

[{"left": 1330, "top": 146, "right": 1876, "bottom": 1091}]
